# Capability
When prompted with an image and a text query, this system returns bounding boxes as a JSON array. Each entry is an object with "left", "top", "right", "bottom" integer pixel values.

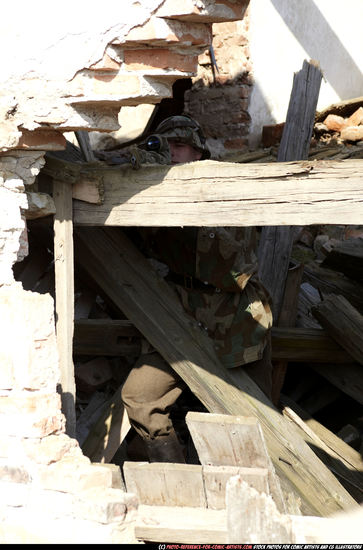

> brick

[
  {"left": 121, "top": 16, "right": 212, "bottom": 47},
  {"left": 35, "top": 458, "right": 113, "bottom": 493},
  {"left": 124, "top": 48, "right": 198, "bottom": 73},
  {"left": 0, "top": 410, "right": 65, "bottom": 438},
  {"left": 323, "top": 114, "right": 347, "bottom": 132},
  {"left": 73, "top": 487, "right": 128, "bottom": 524},
  {"left": 224, "top": 137, "right": 248, "bottom": 149},
  {"left": 0, "top": 391, "right": 60, "bottom": 416},
  {"left": 262, "top": 123, "right": 285, "bottom": 147},
  {"left": 16, "top": 129, "right": 66, "bottom": 151},
  {"left": 22, "top": 433, "right": 83, "bottom": 465},
  {"left": 340, "top": 125, "right": 363, "bottom": 141},
  {"left": 0, "top": 285, "right": 59, "bottom": 391},
  {"left": 345, "top": 106, "right": 363, "bottom": 127},
  {"left": 89, "top": 52, "right": 120, "bottom": 71}
]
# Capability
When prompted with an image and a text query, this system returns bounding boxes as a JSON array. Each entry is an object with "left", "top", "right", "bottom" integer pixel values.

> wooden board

[
  {"left": 186, "top": 412, "right": 284, "bottom": 512},
  {"left": 73, "top": 318, "right": 141, "bottom": 356},
  {"left": 53, "top": 179, "right": 76, "bottom": 438},
  {"left": 74, "top": 227, "right": 358, "bottom": 517},
  {"left": 61, "top": 157, "right": 363, "bottom": 226},
  {"left": 123, "top": 461, "right": 269, "bottom": 510},
  {"left": 123, "top": 462, "right": 206, "bottom": 508},
  {"left": 203, "top": 465, "right": 269, "bottom": 510},
  {"left": 135, "top": 505, "right": 228, "bottom": 543},
  {"left": 311, "top": 294, "right": 363, "bottom": 365}
]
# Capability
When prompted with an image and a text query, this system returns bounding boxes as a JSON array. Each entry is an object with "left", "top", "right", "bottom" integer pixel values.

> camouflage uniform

[{"left": 121, "top": 116, "right": 273, "bottom": 447}]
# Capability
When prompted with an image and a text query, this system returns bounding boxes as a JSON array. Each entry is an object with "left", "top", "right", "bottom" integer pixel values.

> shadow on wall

[{"left": 270, "top": 0, "right": 363, "bottom": 99}]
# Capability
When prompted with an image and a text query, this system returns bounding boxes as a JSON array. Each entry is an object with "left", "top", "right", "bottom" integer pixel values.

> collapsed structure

[{"left": 1, "top": 0, "right": 362, "bottom": 544}]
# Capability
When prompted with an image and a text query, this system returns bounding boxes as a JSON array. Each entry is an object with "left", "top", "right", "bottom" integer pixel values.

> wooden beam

[
  {"left": 73, "top": 319, "right": 141, "bottom": 356},
  {"left": 185, "top": 412, "right": 285, "bottom": 513},
  {"left": 53, "top": 179, "right": 76, "bottom": 438},
  {"left": 73, "top": 227, "right": 358, "bottom": 517},
  {"left": 311, "top": 294, "right": 363, "bottom": 365},
  {"left": 73, "top": 319, "right": 354, "bottom": 363},
  {"left": 258, "top": 59, "right": 323, "bottom": 320},
  {"left": 46, "top": 157, "right": 363, "bottom": 226}
]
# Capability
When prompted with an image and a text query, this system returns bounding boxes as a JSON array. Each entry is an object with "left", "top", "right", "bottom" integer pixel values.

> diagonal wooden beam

[{"left": 73, "top": 226, "right": 358, "bottom": 517}]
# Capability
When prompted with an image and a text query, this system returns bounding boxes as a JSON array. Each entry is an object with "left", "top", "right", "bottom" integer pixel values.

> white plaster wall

[
  {"left": 0, "top": 0, "right": 164, "bottom": 81},
  {"left": 248, "top": 0, "right": 363, "bottom": 147}
]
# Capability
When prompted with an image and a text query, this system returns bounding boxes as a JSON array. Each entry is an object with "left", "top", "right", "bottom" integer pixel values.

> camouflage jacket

[{"left": 137, "top": 226, "right": 273, "bottom": 368}]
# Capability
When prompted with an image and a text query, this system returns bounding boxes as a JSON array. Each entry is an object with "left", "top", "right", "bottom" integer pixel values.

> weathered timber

[
  {"left": 124, "top": 462, "right": 207, "bottom": 508},
  {"left": 227, "top": 478, "right": 293, "bottom": 543},
  {"left": 134, "top": 504, "right": 361, "bottom": 544},
  {"left": 280, "top": 394, "right": 363, "bottom": 502},
  {"left": 76, "top": 391, "right": 110, "bottom": 446},
  {"left": 186, "top": 412, "right": 284, "bottom": 512},
  {"left": 296, "top": 282, "right": 322, "bottom": 329},
  {"left": 278, "top": 59, "right": 323, "bottom": 162},
  {"left": 45, "top": 157, "right": 363, "bottom": 226},
  {"left": 311, "top": 294, "right": 363, "bottom": 365},
  {"left": 74, "top": 226, "right": 358, "bottom": 516},
  {"left": 75, "top": 130, "right": 96, "bottom": 162},
  {"left": 53, "top": 179, "right": 76, "bottom": 438},
  {"left": 271, "top": 263, "right": 304, "bottom": 405},
  {"left": 303, "top": 262, "right": 363, "bottom": 313},
  {"left": 73, "top": 319, "right": 353, "bottom": 362},
  {"left": 135, "top": 505, "right": 228, "bottom": 544},
  {"left": 271, "top": 327, "right": 353, "bottom": 363},
  {"left": 73, "top": 319, "right": 141, "bottom": 356},
  {"left": 322, "top": 237, "right": 363, "bottom": 283},
  {"left": 81, "top": 384, "right": 131, "bottom": 463},
  {"left": 258, "top": 60, "right": 322, "bottom": 320},
  {"left": 124, "top": 458, "right": 271, "bottom": 530}
]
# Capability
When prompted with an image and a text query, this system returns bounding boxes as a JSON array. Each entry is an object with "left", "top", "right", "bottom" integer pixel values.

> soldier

[{"left": 112, "top": 115, "right": 274, "bottom": 463}]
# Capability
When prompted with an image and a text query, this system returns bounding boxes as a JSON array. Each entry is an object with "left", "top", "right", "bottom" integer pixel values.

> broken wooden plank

[
  {"left": 322, "top": 237, "right": 363, "bottom": 283},
  {"left": 53, "top": 179, "right": 76, "bottom": 438},
  {"left": 271, "top": 262, "right": 304, "bottom": 405},
  {"left": 303, "top": 262, "right": 363, "bottom": 313},
  {"left": 280, "top": 394, "right": 363, "bottom": 503},
  {"left": 185, "top": 412, "right": 285, "bottom": 513},
  {"left": 74, "top": 226, "right": 358, "bottom": 516},
  {"left": 227, "top": 477, "right": 293, "bottom": 543},
  {"left": 258, "top": 59, "right": 322, "bottom": 320},
  {"left": 311, "top": 294, "right": 363, "bottom": 365},
  {"left": 81, "top": 384, "right": 131, "bottom": 463},
  {"left": 123, "top": 462, "right": 206, "bottom": 508},
  {"left": 203, "top": 465, "right": 269, "bottom": 510},
  {"left": 73, "top": 319, "right": 141, "bottom": 356},
  {"left": 66, "top": 157, "right": 363, "bottom": 226},
  {"left": 278, "top": 60, "right": 323, "bottom": 162}
]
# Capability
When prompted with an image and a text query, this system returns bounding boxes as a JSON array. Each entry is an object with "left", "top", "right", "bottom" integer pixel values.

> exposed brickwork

[
  {"left": 0, "top": 1, "right": 244, "bottom": 544},
  {"left": 184, "top": 12, "right": 252, "bottom": 158}
]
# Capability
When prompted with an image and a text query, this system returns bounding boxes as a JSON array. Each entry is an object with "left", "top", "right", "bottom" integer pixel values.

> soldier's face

[{"left": 168, "top": 140, "right": 202, "bottom": 164}]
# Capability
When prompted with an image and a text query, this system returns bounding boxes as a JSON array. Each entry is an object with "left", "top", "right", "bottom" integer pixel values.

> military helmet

[{"left": 154, "top": 115, "right": 210, "bottom": 159}]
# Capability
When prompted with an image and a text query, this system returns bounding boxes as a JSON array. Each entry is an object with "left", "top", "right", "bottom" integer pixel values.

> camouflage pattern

[
  {"left": 137, "top": 226, "right": 273, "bottom": 368},
  {"left": 153, "top": 115, "right": 211, "bottom": 159}
]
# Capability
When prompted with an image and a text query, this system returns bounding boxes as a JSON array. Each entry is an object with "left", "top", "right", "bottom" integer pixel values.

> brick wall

[
  {"left": 0, "top": 0, "right": 248, "bottom": 543},
  {"left": 184, "top": 10, "right": 252, "bottom": 158}
]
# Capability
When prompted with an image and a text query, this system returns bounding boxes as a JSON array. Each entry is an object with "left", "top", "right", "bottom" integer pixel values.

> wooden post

[
  {"left": 53, "top": 179, "right": 76, "bottom": 438},
  {"left": 271, "top": 262, "right": 304, "bottom": 405},
  {"left": 258, "top": 59, "right": 323, "bottom": 321}
]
